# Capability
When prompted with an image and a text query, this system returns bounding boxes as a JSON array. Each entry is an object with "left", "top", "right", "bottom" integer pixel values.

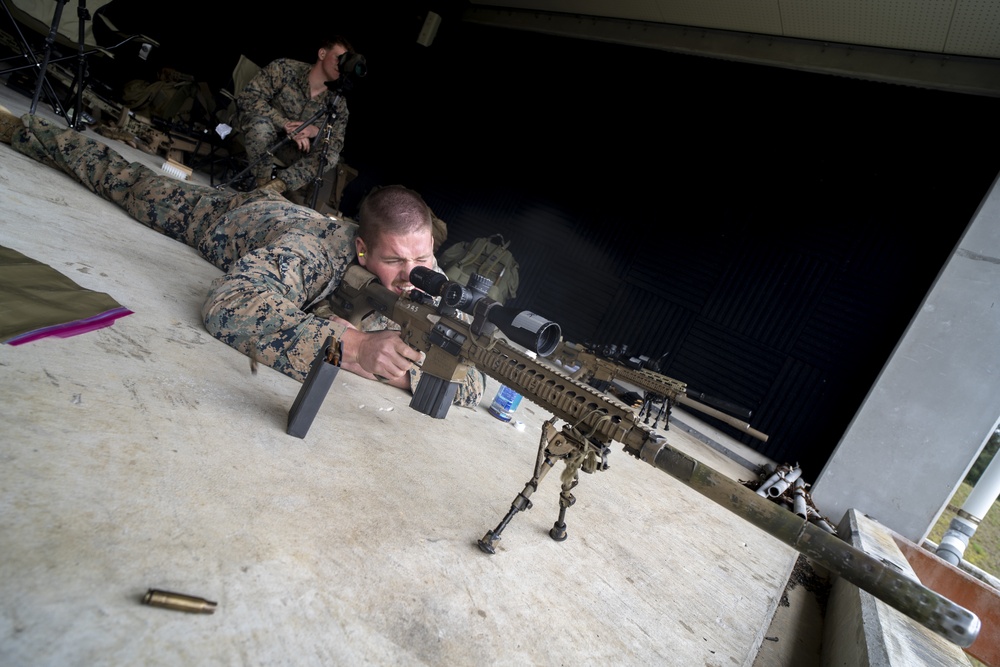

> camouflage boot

[
  {"left": 257, "top": 177, "right": 287, "bottom": 195},
  {"left": 0, "top": 105, "right": 21, "bottom": 144}
]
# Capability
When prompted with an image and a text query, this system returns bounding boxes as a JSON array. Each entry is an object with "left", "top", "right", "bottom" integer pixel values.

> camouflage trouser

[
  {"left": 240, "top": 115, "right": 339, "bottom": 192},
  {"left": 7, "top": 114, "right": 351, "bottom": 381},
  {"left": 8, "top": 115, "right": 284, "bottom": 271}
]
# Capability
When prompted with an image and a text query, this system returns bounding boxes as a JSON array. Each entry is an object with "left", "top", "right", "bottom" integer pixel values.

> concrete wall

[
  {"left": 821, "top": 511, "right": 975, "bottom": 666},
  {"left": 813, "top": 170, "right": 1000, "bottom": 543}
]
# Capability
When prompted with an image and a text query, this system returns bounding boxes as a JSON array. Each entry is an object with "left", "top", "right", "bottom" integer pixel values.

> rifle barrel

[
  {"left": 675, "top": 395, "right": 769, "bottom": 442},
  {"left": 685, "top": 389, "right": 753, "bottom": 420},
  {"left": 465, "top": 340, "right": 979, "bottom": 647},
  {"left": 637, "top": 436, "right": 980, "bottom": 648},
  {"left": 327, "top": 272, "right": 981, "bottom": 648}
]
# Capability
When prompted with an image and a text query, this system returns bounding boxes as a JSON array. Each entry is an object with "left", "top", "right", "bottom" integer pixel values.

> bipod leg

[
  {"left": 655, "top": 399, "right": 667, "bottom": 429},
  {"left": 548, "top": 470, "right": 580, "bottom": 541},
  {"left": 547, "top": 425, "right": 610, "bottom": 543},
  {"left": 640, "top": 395, "right": 653, "bottom": 425},
  {"left": 478, "top": 458, "right": 554, "bottom": 554},
  {"left": 478, "top": 419, "right": 558, "bottom": 554}
]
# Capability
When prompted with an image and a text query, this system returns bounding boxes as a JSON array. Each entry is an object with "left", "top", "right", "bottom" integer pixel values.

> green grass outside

[
  {"left": 928, "top": 481, "right": 999, "bottom": 577},
  {"left": 927, "top": 483, "right": 994, "bottom": 667}
]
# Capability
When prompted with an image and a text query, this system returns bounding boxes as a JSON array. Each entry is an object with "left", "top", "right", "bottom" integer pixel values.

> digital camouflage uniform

[
  {"left": 235, "top": 58, "right": 349, "bottom": 192},
  {"left": 6, "top": 114, "right": 483, "bottom": 407}
]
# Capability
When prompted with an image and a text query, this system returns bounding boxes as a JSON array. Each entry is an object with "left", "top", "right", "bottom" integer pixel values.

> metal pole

[
  {"left": 29, "top": 0, "right": 66, "bottom": 114},
  {"left": 70, "top": 0, "right": 89, "bottom": 129},
  {"left": 937, "top": 439, "right": 1000, "bottom": 565}
]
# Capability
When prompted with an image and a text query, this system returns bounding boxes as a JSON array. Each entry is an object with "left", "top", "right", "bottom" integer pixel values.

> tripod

[
  {"left": 0, "top": 0, "right": 91, "bottom": 129},
  {"left": 220, "top": 82, "right": 345, "bottom": 211}
]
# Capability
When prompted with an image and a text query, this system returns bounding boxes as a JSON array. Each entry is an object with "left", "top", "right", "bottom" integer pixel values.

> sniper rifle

[
  {"left": 323, "top": 265, "right": 980, "bottom": 648},
  {"left": 552, "top": 341, "right": 768, "bottom": 442}
]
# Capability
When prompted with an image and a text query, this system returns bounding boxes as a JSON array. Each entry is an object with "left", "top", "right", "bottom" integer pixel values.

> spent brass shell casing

[{"left": 142, "top": 589, "right": 217, "bottom": 614}]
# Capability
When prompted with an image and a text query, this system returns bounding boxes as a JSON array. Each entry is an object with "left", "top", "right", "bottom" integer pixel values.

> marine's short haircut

[
  {"left": 320, "top": 35, "right": 354, "bottom": 53},
  {"left": 357, "top": 185, "right": 433, "bottom": 249}
]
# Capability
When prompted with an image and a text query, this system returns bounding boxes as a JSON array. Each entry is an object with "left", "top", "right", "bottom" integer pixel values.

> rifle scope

[{"left": 409, "top": 267, "right": 562, "bottom": 358}]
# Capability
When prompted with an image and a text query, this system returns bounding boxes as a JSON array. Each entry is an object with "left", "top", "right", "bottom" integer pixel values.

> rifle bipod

[
  {"left": 639, "top": 393, "right": 670, "bottom": 429},
  {"left": 478, "top": 418, "right": 610, "bottom": 554}
]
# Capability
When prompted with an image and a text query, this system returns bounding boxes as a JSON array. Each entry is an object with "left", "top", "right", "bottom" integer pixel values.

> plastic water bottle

[{"left": 488, "top": 384, "right": 522, "bottom": 422}]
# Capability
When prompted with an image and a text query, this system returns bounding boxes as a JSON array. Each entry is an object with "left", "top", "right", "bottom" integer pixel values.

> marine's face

[
  {"left": 318, "top": 44, "right": 348, "bottom": 81},
  {"left": 356, "top": 230, "right": 436, "bottom": 294}
]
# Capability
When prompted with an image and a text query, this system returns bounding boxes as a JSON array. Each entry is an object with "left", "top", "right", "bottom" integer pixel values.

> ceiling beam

[{"left": 462, "top": 6, "right": 1000, "bottom": 98}]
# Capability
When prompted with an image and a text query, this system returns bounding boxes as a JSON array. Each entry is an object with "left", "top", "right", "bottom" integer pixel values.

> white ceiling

[{"left": 463, "top": 0, "right": 1000, "bottom": 96}]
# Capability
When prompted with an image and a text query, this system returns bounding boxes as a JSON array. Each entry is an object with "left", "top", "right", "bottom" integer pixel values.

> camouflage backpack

[
  {"left": 122, "top": 70, "right": 216, "bottom": 126},
  {"left": 439, "top": 234, "right": 520, "bottom": 305}
]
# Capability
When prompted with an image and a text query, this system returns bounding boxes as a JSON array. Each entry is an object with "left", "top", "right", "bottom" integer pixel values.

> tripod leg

[
  {"left": 306, "top": 124, "right": 336, "bottom": 210},
  {"left": 218, "top": 135, "right": 289, "bottom": 190},
  {"left": 68, "top": 0, "right": 89, "bottom": 129},
  {"left": 30, "top": 0, "right": 67, "bottom": 115}
]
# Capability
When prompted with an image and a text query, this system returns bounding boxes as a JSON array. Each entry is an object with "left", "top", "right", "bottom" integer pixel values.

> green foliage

[
  {"left": 965, "top": 429, "right": 1000, "bottom": 485},
  {"left": 929, "top": 481, "right": 999, "bottom": 576},
  {"left": 929, "top": 428, "right": 1000, "bottom": 580}
]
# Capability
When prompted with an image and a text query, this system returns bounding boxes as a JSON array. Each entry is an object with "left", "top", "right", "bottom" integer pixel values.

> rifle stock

[{"left": 324, "top": 266, "right": 980, "bottom": 648}]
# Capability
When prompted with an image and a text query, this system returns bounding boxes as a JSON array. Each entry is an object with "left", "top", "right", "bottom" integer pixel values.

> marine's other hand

[
  {"left": 340, "top": 328, "right": 421, "bottom": 388},
  {"left": 284, "top": 121, "right": 317, "bottom": 151}
]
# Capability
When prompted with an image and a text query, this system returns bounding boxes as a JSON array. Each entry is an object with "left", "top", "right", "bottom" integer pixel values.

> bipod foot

[
  {"left": 549, "top": 521, "right": 568, "bottom": 541},
  {"left": 478, "top": 496, "right": 531, "bottom": 555},
  {"left": 548, "top": 491, "right": 575, "bottom": 542},
  {"left": 478, "top": 530, "right": 500, "bottom": 554}
]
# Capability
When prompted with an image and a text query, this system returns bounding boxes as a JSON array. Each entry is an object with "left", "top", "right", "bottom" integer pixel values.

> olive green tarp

[{"left": 0, "top": 244, "right": 131, "bottom": 345}]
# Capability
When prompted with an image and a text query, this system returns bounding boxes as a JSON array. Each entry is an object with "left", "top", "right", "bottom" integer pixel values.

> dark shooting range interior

[{"left": 2, "top": 1, "right": 1000, "bottom": 665}]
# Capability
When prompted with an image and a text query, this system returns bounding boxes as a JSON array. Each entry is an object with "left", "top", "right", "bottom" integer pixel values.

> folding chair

[{"left": 207, "top": 54, "right": 261, "bottom": 188}]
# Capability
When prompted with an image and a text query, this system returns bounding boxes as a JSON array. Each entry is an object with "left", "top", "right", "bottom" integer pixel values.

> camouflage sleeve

[
  {"left": 201, "top": 228, "right": 352, "bottom": 381},
  {"left": 236, "top": 59, "right": 292, "bottom": 129}
]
